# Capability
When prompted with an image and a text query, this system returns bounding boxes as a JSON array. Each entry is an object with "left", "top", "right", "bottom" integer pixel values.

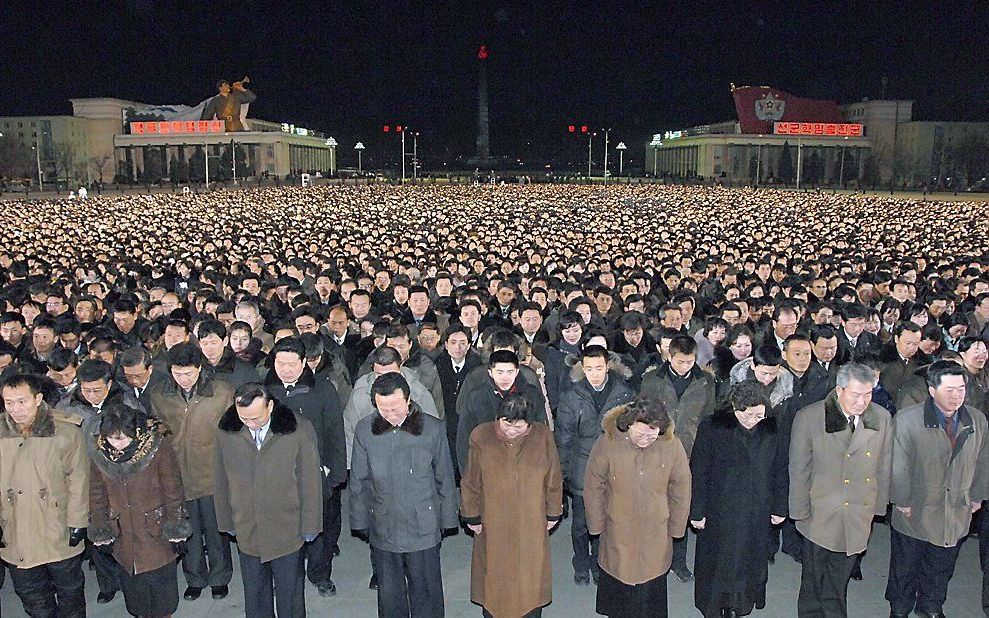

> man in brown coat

[
  {"left": 789, "top": 363, "right": 893, "bottom": 617},
  {"left": 214, "top": 382, "right": 323, "bottom": 618},
  {"left": 148, "top": 342, "right": 235, "bottom": 601},
  {"left": 0, "top": 373, "right": 89, "bottom": 617}
]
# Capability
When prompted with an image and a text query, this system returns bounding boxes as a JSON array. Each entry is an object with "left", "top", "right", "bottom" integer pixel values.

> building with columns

[{"left": 1, "top": 97, "right": 337, "bottom": 186}]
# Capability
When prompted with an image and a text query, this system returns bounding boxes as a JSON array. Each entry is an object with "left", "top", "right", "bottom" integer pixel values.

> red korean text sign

[
  {"left": 773, "top": 122, "right": 863, "bottom": 137},
  {"left": 130, "top": 121, "right": 225, "bottom": 135}
]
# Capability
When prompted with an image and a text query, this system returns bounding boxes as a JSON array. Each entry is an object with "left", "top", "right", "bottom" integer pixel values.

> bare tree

[
  {"left": 89, "top": 153, "right": 114, "bottom": 185},
  {"left": 0, "top": 138, "right": 34, "bottom": 180}
]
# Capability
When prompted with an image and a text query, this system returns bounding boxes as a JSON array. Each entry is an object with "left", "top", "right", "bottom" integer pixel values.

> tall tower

[{"left": 475, "top": 44, "right": 491, "bottom": 161}]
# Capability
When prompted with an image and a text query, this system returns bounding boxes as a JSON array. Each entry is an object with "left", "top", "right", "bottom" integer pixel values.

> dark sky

[{"left": 2, "top": 1, "right": 987, "bottom": 168}]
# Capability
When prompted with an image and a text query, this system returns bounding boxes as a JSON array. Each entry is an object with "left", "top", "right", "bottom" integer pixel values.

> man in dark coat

[
  {"left": 456, "top": 349, "right": 548, "bottom": 476},
  {"left": 434, "top": 325, "right": 482, "bottom": 478},
  {"left": 214, "top": 383, "right": 323, "bottom": 617},
  {"left": 836, "top": 303, "right": 880, "bottom": 365},
  {"left": 119, "top": 346, "right": 166, "bottom": 412},
  {"left": 349, "top": 372, "right": 459, "bottom": 617},
  {"left": 264, "top": 336, "right": 346, "bottom": 597},
  {"left": 197, "top": 319, "right": 261, "bottom": 390},
  {"left": 638, "top": 334, "right": 717, "bottom": 583},
  {"left": 878, "top": 322, "right": 923, "bottom": 407},
  {"left": 555, "top": 344, "right": 634, "bottom": 585}
]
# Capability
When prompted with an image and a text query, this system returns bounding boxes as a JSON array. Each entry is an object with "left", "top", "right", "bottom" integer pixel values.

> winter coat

[
  {"left": 788, "top": 390, "right": 893, "bottom": 555},
  {"left": 349, "top": 405, "right": 459, "bottom": 553},
  {"left": 148, "top": 373, "right": 234, "bottom": 500},
  {"left": 435, "top": 349, "right": 483, "bottom": 420},
  {"left": 878, "top": 344, "right": 920, "bottom": 404},
  {"left": 0, "top": 404, "right": 89, "bottom": 569},
  {"left": 639, "top": 364, "right": 717, "bottom": 457},
  {"left": 88, "top": 425, "right": 191, "bottom": 575},
  {"left": 356, "top": 345, "right": 445, "bottom": 414},
  {"left": 461, "top": 422, "right": 563, "bottom": 617},
  {"left": 730, "top": 359, "right": 794, "bottom": 409},
  {"left": 890, "top": 400, "right": 989, "bottom": 547},
  {"left": 265, "top": 367, "right": 347, "bottom": 487},
  {"left": 584, "top": 404, "right": 691, "bottom": 585},
  {"left": 690, "top": 411, "right": 788, "bottom": 618},
  {"left": 555, "top": 375, "right": 635, "bottom": 493},
  {"left": 57, "top": 381, "right": 146, "bottom": 429},
  {"left": 205, "top": 348, "right": 261, "bottom": 390},
  {"left": 213, "top": 402, "right": 323, "bottom": 562},
  {"left": 457, "top": 375, "right": 548, "bottom": 475},
  {"left": 343, "top": 367, "right": 441, "bottom": 467}
]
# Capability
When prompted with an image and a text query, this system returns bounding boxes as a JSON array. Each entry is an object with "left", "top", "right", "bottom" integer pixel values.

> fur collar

[
  {"left": 601, "top": 402, "right": 677, "bottom": 441},
  {"left": 88, "top": 419, "right": 168, "bottom": 480},
  {"left": 218, "top": 401, "right": 297, "bottom": 434},
  {"left": 823, "top": 389, "right": 881, "bottom": 433},
  {"left": 711, "top": 408, "right": 778, "bottom": 433},
  {"left": 371, "top": 403, "right": 424, "bottom": 436}
]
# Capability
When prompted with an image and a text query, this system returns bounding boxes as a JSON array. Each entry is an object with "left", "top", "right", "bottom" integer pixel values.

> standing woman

[
  {"left": 88, "top": 402, "right": 191, "bottom": 618},
  {"left": 584, "top": 397, "right": 691, "bottom": 618},
  {"left": 690, "top": 381, "right": 788, "bottom": 618},
  {"left": 461, "top": 394, "right": 563, "bottom": 617}
]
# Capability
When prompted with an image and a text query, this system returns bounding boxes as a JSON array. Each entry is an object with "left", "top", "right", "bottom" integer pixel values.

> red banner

[
  {"left": 130, "top": 120, "right": 224, "bottom": 135},
  {"left": 732, "top": 86, "right": 844, "bottom": 135},
  {"left": 774, "top": 122, "right": 863, "bottom": 137}
]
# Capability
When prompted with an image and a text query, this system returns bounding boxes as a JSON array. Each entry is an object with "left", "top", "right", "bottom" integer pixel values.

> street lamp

[
  {"left": 616, "top": 142, "right": 627, "bottom": 177},
  {"left": 602, "top": 129, "right": 611, "bottom": 185},
  {"left": 587, "top": 132, "right": 596, "bottom": 179},
  {"left": 325, "top": 137, "right": 338, "bottom": 176},
  {"left": 649, "top": 136, "right": 663, "bottom": 178},
  {"left": 354, "top": 141, "right": 365, "bottom": 174}
]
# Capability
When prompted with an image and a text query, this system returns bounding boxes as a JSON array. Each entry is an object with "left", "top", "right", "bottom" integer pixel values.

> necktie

[
  {"left": 255, "top": 430, "right": 263, "bottom": 449},
  {"left": 848, "top": 417, "right": 856, "bottom": 433},
  {"left": 945, "top": 417, "right": 957, "bottom": 448}
]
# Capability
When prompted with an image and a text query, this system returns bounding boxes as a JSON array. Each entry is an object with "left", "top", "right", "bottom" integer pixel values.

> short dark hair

[
  {"left": 371, "top": 371, "right": 411, "bottom": 402},
  {"left": 488, "top": 349, "right": 519, "bottom": 368},
  {"left": 809, "top": 324, "right": 838, "bottom": 344},
  {"left": 0, "top": 312, "right": 25, "bottom": 327},
  {"left": 118, "top": 346, "right": 152, "bottom": 369},
  {"left": 958, "top": 336, "right": 987, "bottom": 355},
  {"left": 167, "top": 342, "right": 204, "bottom": 369},
  {"left": 782, "top": 333, "right": 811, "bottom": 351},
  {"left": 271, "top": 336, "right": 306, "bottom": 361},
  {"left": 495, "top": 394, "right": 532, "bottom": 422},
  {"left": 197, "top": 319, "right": 227, "bottom": 340},
  {"left": 77, "top": 359, "right": 113, "bottom": 384},
  {"left": 234, "top": 382, "right": 270, "bottom": 408},
  {"left": 926, "top": 360, "right": 967, "bottom": 389},
  {"left": 47, "top": 347, "right": 79, "bottom": 372},
  {"left": 299, "top": 333, "right": 325, "bottom": 360},
  {"left": 112, "top": 299, "right": 137, "bottom": 315},
  {"left": 752, "top": 345, "right": 783, "bottom": 368},
  {"left": 669, "top": 335, "right": 697, "bottom": 357},
  {"left": 98, "top": 401, "right": 148, "bottom": 440},
  {"left": 1, "top": 372, "right": 44, "bottom": 395},
  {"left": 580, "top": 344, "right": 609, "bottom": 362}
]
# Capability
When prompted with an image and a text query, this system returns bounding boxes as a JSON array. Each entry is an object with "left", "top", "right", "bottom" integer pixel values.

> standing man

[
  {"left": 265, "top": 336, "right": 347, "bottom": 597},
  {"left": 0, "top": 373, "right": 89, "bottom": 616},
  {"left": 349, "top": 372, "right": 459, "bottom": 617},
  {"left": 214, "top": 383, "right": 323, "bottom": 617},
  {"left": 148, "top": 342, "right": 235, "bottom": 601},
  {"left": 789, "top": 363, "right": 893, "bottom": 617},
  {"left": 434, "top": 326, "right": 482, "bottom": 478},
  {"left": 887, "top": 361, "right": 989, "bottom": 618}
]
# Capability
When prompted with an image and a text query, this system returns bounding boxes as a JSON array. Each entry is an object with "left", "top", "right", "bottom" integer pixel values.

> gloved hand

[
  {"left": 68, "top": 527, "right": 87, "bottom": 547},
  {"left": 352, "top": 529, "right": 369, "bottom": 543},
  {"left": 441, "top": 527, "right": 459, "bottom": 539},
  {"left": 0, "top": 526, "right": 5, "bottom": 548},
  {"left": 169, "top": 540, "right": 188, "bottom": 555}
]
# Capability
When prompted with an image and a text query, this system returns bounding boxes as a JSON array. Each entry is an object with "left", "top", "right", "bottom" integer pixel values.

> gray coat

[
  {"left": 349, "top": 405, "right": 459, "bottom": 553},
  {"left": 343, "top": 367, "right": 441, "bottom": 467},
  {"left": 890, "top": 400, "right": 989, "bottom": 547}
]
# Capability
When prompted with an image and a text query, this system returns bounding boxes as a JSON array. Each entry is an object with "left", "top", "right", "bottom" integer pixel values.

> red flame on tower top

[{"left": 478, "top": 45, "right": 489, "bottom": 60}]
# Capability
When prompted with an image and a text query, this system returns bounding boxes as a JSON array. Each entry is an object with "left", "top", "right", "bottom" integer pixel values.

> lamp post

[
  {"left": 602, "top": 129, "right": 611, "bottom": 185},
  {"left": 587, "top": 132, "right": 595, "bottom": 179},
  {"left": 412, "top": 132, "right": 420, "bottom": 181},
  {"left": 325, "top": 137, "right": 337, "bottom": 176},
  {"left": 649, "top": 136, "right": 662, "bottom": 178},
  {"left": 355, "top": 141, "right": 365, "bottom": 174},
  {"left": 401, "top": 129, "right": 406, "bottom": 183},
  {"left": 616, "top": 142, "right": 627, "bottom": 177},
  {"left": 33, "top": 137, "right": 44, "bottom": 192}
]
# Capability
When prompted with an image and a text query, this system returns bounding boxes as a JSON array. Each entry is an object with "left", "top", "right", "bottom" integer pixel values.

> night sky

[{"left": 2, "top": 1, "right": 987, "bottom": 168}]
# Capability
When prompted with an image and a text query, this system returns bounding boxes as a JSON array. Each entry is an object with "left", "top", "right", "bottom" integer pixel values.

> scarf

[{"left": 96, "top": 417, "right": 161, "bottom": 463}]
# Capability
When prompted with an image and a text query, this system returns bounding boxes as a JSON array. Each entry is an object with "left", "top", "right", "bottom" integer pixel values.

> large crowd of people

[{"left": 1, "top": 183, "right": 989, "bottom": 617}]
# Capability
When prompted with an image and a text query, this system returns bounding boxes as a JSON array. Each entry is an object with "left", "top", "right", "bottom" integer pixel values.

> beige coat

[
  {"left": 789, "top": 390, "right": 893, "bottom": 555},
  {"left": 461, "top": 422, "right": 562, "bottom": 617},
  {"left": 0, "top": 404, "right": 89, "bottom": 569},
  {"left": 583, "top": 405, "right": 691, "bottom": 585}
]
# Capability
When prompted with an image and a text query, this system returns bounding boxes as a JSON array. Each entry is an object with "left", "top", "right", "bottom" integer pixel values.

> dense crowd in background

[{"left": 2, "top": 184, "right": 989, "bottom": 617}]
